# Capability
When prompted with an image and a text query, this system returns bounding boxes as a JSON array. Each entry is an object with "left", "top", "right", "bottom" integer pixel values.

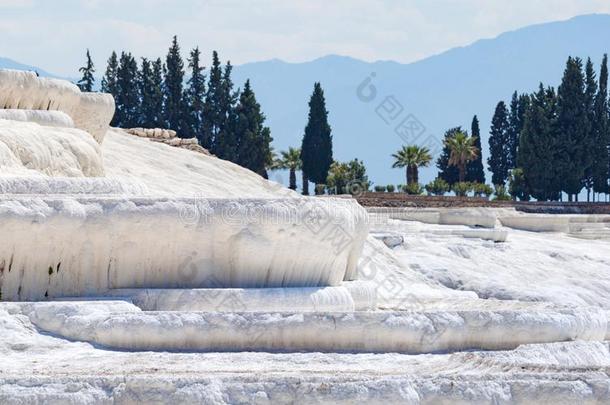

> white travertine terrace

[
  {"left": 0, "top": 109, "right": 75, "bottom": 128},
  {"left": 0, "top": 70, "right": 370, "bottom": 298},
  {"left": 0, "top": 69, "right": 114, "bottom": 143}
]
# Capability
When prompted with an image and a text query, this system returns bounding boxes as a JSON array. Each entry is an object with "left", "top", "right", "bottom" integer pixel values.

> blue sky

[{"left": 1, "top": 0, "right": 610, "bottom": 76}]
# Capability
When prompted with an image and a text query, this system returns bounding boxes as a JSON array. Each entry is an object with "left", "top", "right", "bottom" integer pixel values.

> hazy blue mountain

[
  {"left": 232, "top": 14, "right": 610, "bottom": 186},
  {"left": 3, "top": 14, "right": 610, "bottom": 186},
  {"left": 0, "top": 56, "right": 57, "bottom": 77}
]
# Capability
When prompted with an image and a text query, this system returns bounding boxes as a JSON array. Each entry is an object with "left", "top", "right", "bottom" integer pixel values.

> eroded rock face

[
  {"left": 0, "top": 197, "right": 369, "bottom": 299},
  {"left": 124, "top": 128, "right": 211, "bottom": 155},
  {"left": 0, "top": 119, "right": 104, "bottom": 177},
  {"left": 0, "top": 69, "right": 114, "bottom": 143}
]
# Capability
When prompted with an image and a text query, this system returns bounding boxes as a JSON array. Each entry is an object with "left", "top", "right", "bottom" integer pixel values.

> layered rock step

[
  {"left": 0, "top": 196, "right": 368, "bottom": 300},
  {"left": 16, "top": 300, "right": 607, "bottom": 354}
]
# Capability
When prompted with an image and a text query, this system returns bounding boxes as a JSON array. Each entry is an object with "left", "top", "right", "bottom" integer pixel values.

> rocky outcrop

[
  {"left": 0, "top": 69, "right": 114, "bottom": 143},
  {"left": 125, "top": 127, "right": 211, "bottom": 155}
]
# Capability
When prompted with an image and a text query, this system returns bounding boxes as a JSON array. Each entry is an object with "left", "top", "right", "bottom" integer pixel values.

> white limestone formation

[
  {"left": 0, "top": 119, "right": 104, "bottom": 177},
  {"left": 0, "top": 69, "right": 114, "bottom": 143}
]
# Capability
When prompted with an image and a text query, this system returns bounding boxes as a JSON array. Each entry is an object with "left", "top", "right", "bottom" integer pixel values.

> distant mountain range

[
  {"left": 0, "top": 57, "right": 56, "bottom": 78},
  {"left": 4, "top": 14, "right": 610, "bottom": 186}
]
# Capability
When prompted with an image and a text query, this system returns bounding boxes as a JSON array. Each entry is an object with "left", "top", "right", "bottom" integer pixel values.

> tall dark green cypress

[
  {"left": 556, "top": 57, "right": 587, "bottom": 201},
  {"left": 201, "top": 51, "right": 223, "bottom": 151},
  {"left": 593, "top": 54, "right": 610, "bottom": 198},
  {"left": 77, "top": 49, "right": 95, "bottom": 92},
  {"left": 183, "top": 47, "right": 206, "bottom": 139},
  {"left": 150, "top": 58, "right": 165, "bottom": 128},
  {"left": 519, "top": 84, "right": 561, "bottom": 201},
  {"left": 508, "top": 91, "right": 530, "bottom": 170},
  {"left": 101, "top": 51, "right": 119, "bottom": 126},
  {"left": 138, "top": 58, "right": 159, "bottom": 128},
  {"left": 583, "top": 58, "right": 598, "bottom": 200},
  {"left": 164, "top": 35, "right": 185, "bottom": 133},
  {"left": 234, "top": 80, "right": 273, "bottom": 178},
  {"left": 301, "top": 82, "right": 333, "bottom": 192},
  {"left": 466, "top": 115, "right": 485, "bottom": 183},
  {"left": 488, "top": 101, "right": 511, "bottom": 186},
  {"left": 436, "top": 127, "right": 462, "bottom": 186},
  {"left": 214, "top": 62, "right": 239, "bottom": 161},
  {"left": 116, "top": 52, "right": 139, "bottom": 128}
]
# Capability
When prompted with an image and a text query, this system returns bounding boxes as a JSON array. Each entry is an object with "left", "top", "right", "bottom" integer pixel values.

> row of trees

[
  {"left": 488, "top": 55, "right": 610, "bottom": 201},
  {"left": 78, "top": 37, "right": 273, "bottom": 178},
  {"left": 79, "top": 38, "right": 335, "bottom": 189}
]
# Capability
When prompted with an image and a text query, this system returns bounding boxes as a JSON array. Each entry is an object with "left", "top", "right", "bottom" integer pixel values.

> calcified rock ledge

[
  {"left": 0, "top": 70, "right": 114, "bottom": 143},
  {"left": 0, "top": 196, "right": 368, "bottom": 299},
  {"left": 2, "top": 70, "right": 610, "bottom": 403}
]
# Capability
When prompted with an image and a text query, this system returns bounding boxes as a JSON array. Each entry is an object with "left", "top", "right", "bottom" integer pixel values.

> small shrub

[
  {"left": 509, "top": 168, "right": 529, "bottom": 201},
  {"left": 493, "top": 184, "right": 511, "bottom": 201},
  {"left": 386, "top": 184, "right": 395, "bottom": 193},
  {"left": 425, "top": 178, "right": 450, "bottom": 196},
  {"left": 315, "top": 184, "right": 326, "bottom": 195},
  {"left": 374, "top": 185, "right": 386, "bottom": 192},
  {"left": 402, "top": 183, "right": 424, "bottom": 195},
  {"left": 472, "top": 182, "right": 493, "bottom": 198},
  {"left": 453, "top": 182, "right": 473, "bottom": 197}
]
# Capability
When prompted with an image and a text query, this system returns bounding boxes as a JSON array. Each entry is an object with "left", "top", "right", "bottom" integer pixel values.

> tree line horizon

[{"left": 76, "top": 39, "right": 610, "bottom": 201}]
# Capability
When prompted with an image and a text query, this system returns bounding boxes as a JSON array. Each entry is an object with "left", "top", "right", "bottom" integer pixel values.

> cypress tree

[
  {"left": 519, "top": 84, "right": 561, "bottom": 201},
  {"left": 466, "top": 115, "right": 485, "bottom": 183},
  {"left": 583, "top": 58, "right": 598, "bottom": 201},
  {"left": 593, "top": 54, "right": 610, "bottom": 198},
  {"left": 101, "top": 51, "right": 119, "bottom": 126},
  {"left": 77, "top": 49, "right": 95, "bottom": 92},
  {"left": 201, "top": 51, "right": 223, "bottom": 151},
  {"left": 116, "top": 52, "right": 139, "bottom": 128},
  {"left": 183, "top": 47, "right": 206, "bottom": 139},
  {"left": 150, "top": 58, "right": 165, "bottom": 128},
  {"left": 234, "top": 80, "right": 273, "bottom": 178},
  {"left": 214, "top": 62, "right": 239, "bottom": 161},
  {"left": 301, "top": 82, "right": 333, "bottom": 191},
  {"left": 508, "top": 91, "right": 530, "bottom": 170},
  {"left": 436, "top": 127, "right": 462, "bottom": 186},
  {"left": 138, "top": 58, "right": 158, "bottom": 128},
  {"left": 488, "top": 101, "right": 511, "bottom": 186},
  {"left": 556, "top": 57, "right": 587, "bottom": 201},
  {"left": 164, "top": 35, "right": 185, "bottom": 133}
]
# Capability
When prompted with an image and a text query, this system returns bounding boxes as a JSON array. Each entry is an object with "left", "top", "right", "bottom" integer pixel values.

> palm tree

[
  {"left": 392, "top": 145, "right": 432, "bottom": 186},
  {"left": 274, "top": 147, "right": 302, "bottom": 190},
  {"left": 446, "top": 131, "right": 479, "bottom": 182}
]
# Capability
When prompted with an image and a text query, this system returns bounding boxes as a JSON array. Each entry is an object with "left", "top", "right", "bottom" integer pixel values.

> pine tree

[
  {"left": 201, "top": 51, "right": 223, "bottom": 150},
  {"left": 436, "top": 127, "right": 462, "bottom": 186},
  {"left": 101, "top": 51, "right": 119, "bottom": 126},
  {"left": 234, "top": 80, "right": 273, "bottom": 178},
  {"left": 519, "top": 84, "right": 561, "bottom": 201},
  {"left": 183, "top": 47, "right": 206, "bottom": 139},
  {"left": 150, "top": 58, "right": 165, "bottom": 128},
  {"left": 164, "top": 35, "right": 185, "bottom": 133},
  {"left": 582, "top": 58, "right": 598, "bottom": 201},
  {"left": 556, "top": 56, "right": 587, "bottom": 201},
  {"left": 301, "top": 82, "right": 333, "bottom": 191},
  {"left": 115, "top": 52, "right": 139, "bottom": 128},
  {"left": 488, "top": 101, "right": 511, "bottom": 186},
  {"left": 138, "top": 58, "right": 159, "bottom": 128},
  {"left": 77, "top": 49, "right": 95, "bottom": 92},
  {"left": 214, "top": 62, "right": 239, "bottom": 161},
  {"left": 466, "top": 115, "right": 485, "bottom": 183},
  {"left": 507, "top": 91, "right": 530, "bottom": 170},
  {"left": 593, "top": 54, "right": 610, "bottom": 198}
]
